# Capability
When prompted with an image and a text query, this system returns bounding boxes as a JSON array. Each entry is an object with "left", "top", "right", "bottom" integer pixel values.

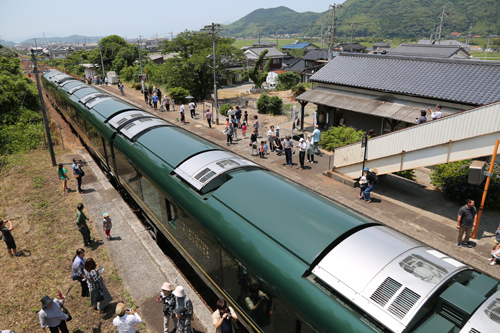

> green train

[{"left": 43, "top": 69, "right": 500, "bottom": 333}]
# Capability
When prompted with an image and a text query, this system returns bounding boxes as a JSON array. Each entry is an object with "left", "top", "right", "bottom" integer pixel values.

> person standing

[
  {"left": 157, "top": 88, "right": 162, "bottom": 108},
  {"left": 104, "top": 77, "right": 108, "bottom": 86},
  {"left": 76, "top": 203, "right": 93, "bottom": 247},
  {"left": 72, "top": 158, "right": 85, "bottom": 194},
  {"left": 312, "top": 125, "right": 323, "bottom": 156},
  {"left": 206, "top": 109, "right": 212, "bottom": 128},
  {"left": 235, "top": 106, "right": 242, "bottom": 128},
  {"left": 180, "top": 104, "right": 186, "bottom": 125},
  {"left": 231, "top": 116, "right": 238, "bottom": 140},
  {"left": 457, "top": 199, "right": 477, "bottom": 248},
  {"left": 1, "top": 218, "right": 17, "bottom": 257},
  {"left": 144, "top": 89, "right": 149, "bottom": 103},
  {"left": 173, "top": 286, "right": 194, "bottom": 333},
  {"left": 297, "top": 138, "right": 307, "bottom": 169},
  {"left": 113, "top": 302, "right": 142, "bottom": 332},
  {"left": 226, "top": 123, "right": 234, "bottom": 146},
  {"left": 283, "top": 135, "right": 294, "bottom": 167},
  {"left": 172, "top": 99, "right": 176, "bottom": 111},
  {"left": 267, "top": 126, "right": 276, "bottom": 152},
  {"left": 71, "top": 248, "right": 89, "bottom": 297},
  {"left": 428, "top": 104, "right": 442, "bottom": 120},
  {"left": 102, "top": 212, "right": 112, "bottom": 240},
  {"left": 38, "top": 295, "right": 69, "bottom": 333},
  {"left": 157, "top": 282, "right": 177, "bottom": 333},
  {"left": 153, "top": 94, "right": 158, "bottom": 110},
  {"left": 363, "top": 168, "right": 378, "bottom": 204},
  {"left": 189, "top": 100, "right": 196, "bottom": 119},
  {"left": 213, "top": 299, "right": 238, "bottom": 333},
  {"left": 253, "top": 115, "right": 259, "bottom": 137},
  {"left": 416, "top": 110, "right": 427, "bottom": 124},
  {"left": 306, "top": 135, "right": 314, "bottom": 163},
  {"left": 250, "top": 130, "right": 258, "bottom": 156},
  {"left": 85, "top": 258, "right": 113, "bottom": 312},
  {"left": 163, "top": 95, "right": 170, "bottom": 111},
  {"left": 244, "top": 111, "right": 248, "bottom": 125}
]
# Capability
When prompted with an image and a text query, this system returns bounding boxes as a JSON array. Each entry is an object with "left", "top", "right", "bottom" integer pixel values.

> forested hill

[{"left": 225, "top": 1, "right": 500, "bottom": 39}]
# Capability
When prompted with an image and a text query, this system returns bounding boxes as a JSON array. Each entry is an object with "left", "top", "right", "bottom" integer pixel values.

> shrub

[
  {"left": 394, "top": 170, "right": 416, "bottom": 180},
  {"left": 133, "top": 83, "right": 142, "bottom": 90},
  {"left": 167, "top": 87, "right": 189, "bottom": 104},
  {"left": 256, "top": 94, "right": 282, "bottom": 115},
  {"left": 276, "top": 72, "right": 301, "bottom": 91},
  {"left": 430, "top": 160, "right": 500, "bottom": 208},
  {"left": 219, "top": 103, "right": 233, "bottom": 117},
  {"left": 291, "top": 83, "right": 308, "bottom": 97},
  {"left": 319, "top": 125, "right": 365, "bottom": 151}
]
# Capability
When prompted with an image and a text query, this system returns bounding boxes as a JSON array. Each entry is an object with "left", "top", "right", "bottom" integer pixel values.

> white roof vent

[
  {"left": 68, "top": 85, "right": 88, "bottom": 94},
  {"left": 461, "top": 294, "right": 500, "bottom": 333}
]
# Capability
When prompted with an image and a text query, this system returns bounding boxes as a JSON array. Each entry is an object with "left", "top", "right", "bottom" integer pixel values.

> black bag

[
  {"left": 80, "top": 170, "right": 85, "bottom": 177},
  {"left": 61, "top": 305, "right": 72, "bottom": 322},
  {"left": 368, "top": 171, "right": 379, "bottom": 184},
  {"left": 92, "top": 288, "right": 105, "bottom": 303}
]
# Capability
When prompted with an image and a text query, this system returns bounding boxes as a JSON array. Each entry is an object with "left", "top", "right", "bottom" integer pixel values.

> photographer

[
  {"left": 1, "top": 218, "right": 17, "bottom": 257},
  {"left": 113, "top": 302, "right": 142, "bottom": 333},
  {"left": 213, "top": 299, "right": 238, "bottom": 333},
  {"left": 72, "top": 158, "right": 85, "bottom": 194}
]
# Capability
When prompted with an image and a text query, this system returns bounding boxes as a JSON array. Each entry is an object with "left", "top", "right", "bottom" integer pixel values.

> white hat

[
  {"left": 161, "top": 282, "right": 172, "bottom": 291},
  {"left": 299, "top": 138, "right": 304, "bottom": 142},
  {"left": 173, "top": 286, "right": 186, "bottom": 297}
]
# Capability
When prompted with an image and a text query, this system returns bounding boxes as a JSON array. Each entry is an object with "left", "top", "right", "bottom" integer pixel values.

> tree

[
  {"left": 246, "top": 49, "right": 270, "bottom": 89},
  {"left": 256, "top": 94, "right": 282, "bottom": 115},
  {"left": 276, "top": 72, "right": 301, "bottom": 90},
  {"left": 160, "top": 31, "right": 246, "bottom": 100},
  {"left": 168, "top": 87, "right": 190, "bottom": 105},
  {"left": 88, "top": 35, "right": 144, "bottom": 75},
  {"left": 319, "top": 125, "right": 365, "bottom": 151}
]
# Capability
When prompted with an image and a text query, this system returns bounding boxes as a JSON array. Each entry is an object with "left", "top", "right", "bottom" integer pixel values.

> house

[
  {"left": 266, "top": 69, "right": 286, "bottom": 88},
  {"left": 388, "top": 44, "right": 470, "bottom": 59},
  {"left": 81, "top": 64, "right": 99, "bottom": 79},
  {"left": 281, "top": 42, "right": 320, "bottom": 51},
  {"left": 335, "top": 43, "right": 366, "bottom": 53},
  {"left": 48, "top": 46, "right": 74, "bottom": 59},
  {"left": 296, "top": 53, "right": 500, "bottom": 135},
  {"left": 244, "top": 47, "right": 287, "bottom": 70},
  {"left": 450, "top": 32, "right": 462, "bottom": 38},
  {"left": 288, "top": 50, "right": 330, "bottom": 82},
  {"left": 418, "top": 39, "right": 466, "bottom": 48}
]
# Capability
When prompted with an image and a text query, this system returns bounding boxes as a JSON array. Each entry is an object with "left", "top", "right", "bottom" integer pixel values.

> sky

[{"left": 0, "top": 0, "right": 342, "bottom": 43}]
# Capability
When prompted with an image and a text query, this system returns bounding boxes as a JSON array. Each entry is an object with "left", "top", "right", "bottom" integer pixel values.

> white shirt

[
  {"left": 113, "top": 313, "right": 142, "bottom": 333},
  {"left": 431, "top": 111, "right": 442, "bottom": 120},
  {"left": 298, "top": 141, "right": 306, "bottom": 152},
  {"left": 189, "top": 102, "right": 195, "bottom": 110},
  {"left": 180, "top": 105, "right": 185, "bottom": 114}
]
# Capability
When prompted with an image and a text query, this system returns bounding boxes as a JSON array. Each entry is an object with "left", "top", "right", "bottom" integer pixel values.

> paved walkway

[{"left": 98, "top": 84, "right": 500, "bottom": 282}]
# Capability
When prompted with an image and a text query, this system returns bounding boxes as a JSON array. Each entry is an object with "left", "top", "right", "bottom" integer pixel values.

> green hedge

[
  {"left": 430, "top": 160, "right": 500, "bottom": 208},
  {"left": 219, "top": 103, "right": 233, "bottom": 117},
  {"left": 319, "top": 125, "right": 365, "bottom": 151},
  {"left": 256, "top": 94, "right": 282, "bottom": 115}
]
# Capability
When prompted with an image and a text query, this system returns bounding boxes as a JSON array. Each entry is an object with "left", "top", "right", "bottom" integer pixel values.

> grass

[{"left": 0, "top": 148, "right": 128, "bottom": 332}]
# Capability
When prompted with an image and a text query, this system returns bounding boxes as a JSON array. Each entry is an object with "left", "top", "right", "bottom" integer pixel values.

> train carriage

[{"left": 42, "top": 69, "right": 500, "bottom": 333}]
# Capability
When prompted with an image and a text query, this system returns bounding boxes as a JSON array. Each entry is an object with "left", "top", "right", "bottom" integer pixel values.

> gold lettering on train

[{"left": 182, "top": 222, "right": 209, "bottom": 259}]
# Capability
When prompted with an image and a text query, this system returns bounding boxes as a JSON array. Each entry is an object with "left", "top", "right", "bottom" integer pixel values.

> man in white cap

[
  {"left": 297, "top": 138, "right": 307, "bottom": 169},
  {"left": 173, "top": 286, "right": 194, "bottom": 333},
  {"left": 156, "top": 282, "right": 177, "bottom": 333},
  {"left": 113, "top": 302, "right": 142, "bottom": 333}
]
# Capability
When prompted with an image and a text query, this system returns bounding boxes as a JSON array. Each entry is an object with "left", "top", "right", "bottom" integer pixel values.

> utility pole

[
  {"left": 98, "top": 39, "right": 105, "bottom": 77},
  {"left": 275, "top": 30, "right": 278, "bottom": 47},
  {"left": 466, "top": 25, "right": 473, "bottom": 52},
  {"left": 258, "top": 26, "right": 261, "bottom": 46},
  {"left": 201, "top": 23, "right": 222, "bottom": 125},
  {"left": 31, "top": 49, "right": 56, "bottom": 167},
  {"left": 138, "top": 36, "right": 145, "bottom": 93},
  {"left": 321, "top": 24, "right": 324, "bottom": 49},
  {"left": 436, "top": 5, "right": 448, "bottom": 45},
  {"left": 328, "top": 3, "right": 342, "bottom": 61},
  {"left": 484, "top": 35, "right": 498, "bottom": 60},
  {"left": 171, "top": 31, "right": 174, "bottom": 40}
]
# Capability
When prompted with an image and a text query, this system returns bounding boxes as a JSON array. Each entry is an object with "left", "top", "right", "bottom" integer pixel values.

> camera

[{"left": 226, "top": 308, "right": 231, "bottom": 318}]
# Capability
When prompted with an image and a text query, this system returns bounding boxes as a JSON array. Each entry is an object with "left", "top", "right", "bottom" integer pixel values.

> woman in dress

[
  {"left": 84, "top": 257, "right": 112, "bottom": 313},
  {"left": 173, "top": 286, "right": 194, "bottom": 333},
  {"left": 71, "top": 248, "right": 89, "bottom": 297}
]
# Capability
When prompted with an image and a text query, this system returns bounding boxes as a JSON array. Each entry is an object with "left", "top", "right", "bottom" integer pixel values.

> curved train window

[
  {"left": 140, "top": 177, "right": 162, "bottom": 220},
  {"left": 114, "top": 150, "right": 143, "bottom": 202},
  {"left": 87, "top": 124, "right": 104, "bottom": 157},
  {"left": 399, "top": 254, "right": 447, "bottom": 284}
]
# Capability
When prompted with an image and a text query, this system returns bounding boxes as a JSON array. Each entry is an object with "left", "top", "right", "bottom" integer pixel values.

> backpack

[{"left": 368, "top": 171, "right": 379, "bottom": 184}]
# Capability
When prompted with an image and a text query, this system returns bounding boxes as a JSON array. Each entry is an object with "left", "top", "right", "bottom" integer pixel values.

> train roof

[{"left": 213, "top": 170, "right": 371, "bottom": 265}]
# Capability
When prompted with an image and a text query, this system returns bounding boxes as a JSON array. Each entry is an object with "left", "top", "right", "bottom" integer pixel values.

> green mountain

[{"left": 225, "top": 1, "right": 500, "bottom": 39}]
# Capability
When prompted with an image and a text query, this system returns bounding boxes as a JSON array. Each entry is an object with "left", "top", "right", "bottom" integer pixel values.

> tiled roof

[
  {"left": 389, "top": 44, "right": 469, "bottom": 58},
  {"left": 418, "top": 39, "right": 466, "bottom": 47},
  {"left": 310, "top": 53, "right": 500, "bottom": 105},
  {"left": 245, "top": 47, "right": 286, "bottom": 58},
  {"left": 288, "top": 59, "right": 306, "bottom": 72},
  {"left": 302, "top": 50, "right": 329, "bottom": 61},
  {"left": 281, "top": 42, "right": 317, "bottom": 50}
]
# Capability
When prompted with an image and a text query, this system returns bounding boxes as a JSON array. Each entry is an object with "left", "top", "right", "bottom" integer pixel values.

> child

[
  {"left": 102, "top": 213, "right": 112, "bottom": 240},
  {"left": 1, "top": 218, "right": 17, "bottom": 257},
  {"left": 242, "top": 122, "right": 247, "bottom": 138},
  {"left": 489, "top": 242, "right": 500, "bottom": 266},
  {"left": 259, "top": 141, "right": 265, "bottom": 158},
  {"left": 490, "top": 227, "right": 500, "bottom": 263},
  {"left": 359, "top": 174, "right": 368, "bottom": 199},
  {"left": 57, "top": 163, "right": 70, "bottom": 195},
  {"left": 263, "top": 140, "right": 268, "bottom": 154}
]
